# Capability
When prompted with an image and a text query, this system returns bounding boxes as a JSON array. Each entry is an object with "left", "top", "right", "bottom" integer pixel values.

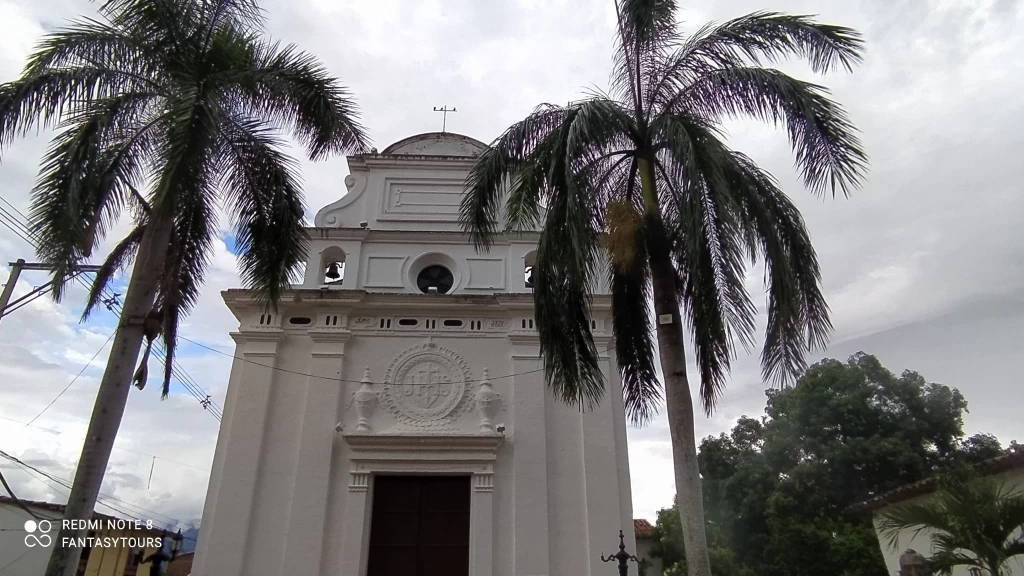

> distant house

[
  {"left": 0, "top": 496, "right": 166, "bottom": 576},
  {"left": 848, "top": 450, "right": 1024, "bottom": 576},
  {"left": 634, "top": 518, "right": 664, "bottom": 576}
]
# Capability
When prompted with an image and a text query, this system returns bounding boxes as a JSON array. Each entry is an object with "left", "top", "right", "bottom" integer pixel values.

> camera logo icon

[{"left": 24, "top": 519, "right": 53, "bottom": 548}]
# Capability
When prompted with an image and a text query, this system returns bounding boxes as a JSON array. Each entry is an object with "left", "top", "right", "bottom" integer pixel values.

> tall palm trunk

[
  {"left": 44, "top": 214, "right": 173, "bottom": 576},
  {"left": 639, "top": 157, "right": 712, "bottom": 576}
]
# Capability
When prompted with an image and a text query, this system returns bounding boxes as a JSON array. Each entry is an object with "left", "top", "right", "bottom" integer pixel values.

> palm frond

[
  {"left": 197, "top": 0, "right": 265, "bottom": 37},
  {"left": 21, "top": 19, "right": 161, "bottom": 83},
  {"left": 155, "top": 192, "right": 217, "bottom": 399},
  {"left": 652, "top": 115, "right": 758, "bottom": 410},
  {"left": 82, "top": 222, "right": 145, "bottom": 321},
  {"left": 0, "top": 66, "right": 150, "bottom": 153},
  {"left": 217, "top": 28, "right": 368, "bottom": 160},
  {"left": 723, "top": 150, "right": 831, "bottom": 385},
  {"left": 611, "top": 0, "right": 679, "bottom": 114},
  {"left": 531, "top": 121, "right": 605, "bottom": 410},
  {"left": 97, "top": 0, "right": 200, "bottom": 53},
  {"left": 220, "top": 115, "right": 307, "bottom": 309},
  {"left": 461, "top": 104, "right": 571, "bottom": 249},
  {"left": 677, "top": 66, "right": 867, "bottom": 197},
  {"left": 676, "top": 11, "right": 864, "bottom": 75},
  {"left": 609, "top": 215, "right": 660, "bottom": 424},
  {"left": 27, "top": 91, "right": 154, "bottom": 300}
]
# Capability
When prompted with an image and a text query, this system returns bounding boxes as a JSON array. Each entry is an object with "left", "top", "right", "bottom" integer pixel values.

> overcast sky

[{"left": 1, "top": 0, "right": 1021, "bottom": 529}]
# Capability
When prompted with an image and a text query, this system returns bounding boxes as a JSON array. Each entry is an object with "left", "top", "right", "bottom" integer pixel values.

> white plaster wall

[
  {"left": 635, "top": 537, "right": 664, "bottom": 576},
  {"left": 192, "top": 294, "right": 633, "bottom": 576},
  {"left": 195, "top": 132, "right": 633, "bottom": 576},
  {"left": 870, "top": 467, "right": 1024, "bottom": 576}
]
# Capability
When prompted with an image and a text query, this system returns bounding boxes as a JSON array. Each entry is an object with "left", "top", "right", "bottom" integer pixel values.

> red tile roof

[
  {"left": 846, "top": 449, "right": 1024, "bottom": 515},
  {"left": 634, "top": 518, "right": 654, "bottom": 538}
]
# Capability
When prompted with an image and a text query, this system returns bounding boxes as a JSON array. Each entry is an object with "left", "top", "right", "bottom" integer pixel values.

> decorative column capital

[
  {"left": 473, "top": 473, "right": 494, "bottom": 493},
  {"left": 349, "top": 471, "right": 370, "bottom": 492},
  {"left": 230, "top": 330, "right": 285, "bottom": 356}
]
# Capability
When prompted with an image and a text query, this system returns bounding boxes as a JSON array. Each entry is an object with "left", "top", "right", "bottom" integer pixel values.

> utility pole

[
  {"left": 1, "top": 260, "right": 102, "bottom": 326},
  {"left": 0, "top": 259, "right": 26, "bottom": 323}
]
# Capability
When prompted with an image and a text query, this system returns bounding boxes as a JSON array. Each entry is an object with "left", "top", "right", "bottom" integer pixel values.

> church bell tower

[{"left": 192, "top": 132, "right": 636, "bottom": 576}]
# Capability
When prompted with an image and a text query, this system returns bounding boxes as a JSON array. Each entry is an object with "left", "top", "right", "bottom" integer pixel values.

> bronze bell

[{"left": 325, "top": 262, "right": 342, "bottom": 281}]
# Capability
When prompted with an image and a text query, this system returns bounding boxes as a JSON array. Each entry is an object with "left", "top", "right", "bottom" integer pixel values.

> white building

[
  {"left": 849, "top": 450, "right": 1024, "bottom": 576},
  {"left": 192, "top": 132, "right": 636, "bottom": 576}
]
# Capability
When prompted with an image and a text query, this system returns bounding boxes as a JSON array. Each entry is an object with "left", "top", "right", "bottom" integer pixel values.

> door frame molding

[{"left": 340, "top": 434, "right": 501, "bottom": 576}]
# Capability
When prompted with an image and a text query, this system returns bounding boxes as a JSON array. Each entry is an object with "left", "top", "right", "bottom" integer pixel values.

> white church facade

[{"left": 192, "top": 132, "right": 636, "bottom": 576}]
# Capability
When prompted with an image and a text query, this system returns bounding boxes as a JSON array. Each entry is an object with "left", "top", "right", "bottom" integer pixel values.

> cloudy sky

[{"left": 1, "top": 0, "right": 1022, "bottom": 530}]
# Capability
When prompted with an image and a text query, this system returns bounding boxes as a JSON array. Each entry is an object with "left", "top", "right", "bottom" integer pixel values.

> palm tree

[
  {"left": 0, "top": 1, "right": 367, "bottom": 574},
  {"left": 879, "top": 474, "right": 1024, "bottom": 575},
  {"left": 460, "top": 1, "right": 865, "bottom": 574}
]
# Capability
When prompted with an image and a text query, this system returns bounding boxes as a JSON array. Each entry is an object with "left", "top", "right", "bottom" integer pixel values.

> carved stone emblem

[{"left": 381, "top": 342, "right": 474, "bottom": 429}]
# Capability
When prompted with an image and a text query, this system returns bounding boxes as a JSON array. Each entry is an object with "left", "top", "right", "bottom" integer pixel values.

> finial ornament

[
  {"left": 353, "top": 366, "right": 378, "bottom": 433},
  {"left": 475, "top": 368, "right": 499, "bottom": 433}
]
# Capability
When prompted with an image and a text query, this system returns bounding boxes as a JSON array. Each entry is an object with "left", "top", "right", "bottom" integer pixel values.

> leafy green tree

[
  {"left": 459, "top": 1, "right": 865, "bottom": 572},
  {"left": 879, "top": 472, "right": 1024, "bottom": 575},
  {"left": 650, "top": 353, "right": 1007, "bottom": 576},
  {"left": 0, "top": 1, "right": 367, "bottom": 574}
]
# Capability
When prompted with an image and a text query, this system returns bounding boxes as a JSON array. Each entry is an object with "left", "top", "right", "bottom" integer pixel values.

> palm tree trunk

[
  {"left": 43, "top": 214, "right": 173, "bottom": 576},
  {"left": 639, "top": 157, "right": 713, "bottom": 576}
]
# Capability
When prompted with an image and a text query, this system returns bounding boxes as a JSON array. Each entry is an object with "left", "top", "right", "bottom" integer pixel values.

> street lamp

[{"left": 170, "top": 529, "right": 183, "bottom": 559}]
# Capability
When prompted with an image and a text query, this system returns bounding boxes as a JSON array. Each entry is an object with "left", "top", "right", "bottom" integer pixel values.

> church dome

[{"left": 380, "top": 132, "right": 487, "bottom": 157}]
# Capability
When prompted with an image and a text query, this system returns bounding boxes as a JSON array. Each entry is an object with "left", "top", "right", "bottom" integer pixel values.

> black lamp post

[{"left": 601, "top": 530, "right": 638, "bottom": 576}]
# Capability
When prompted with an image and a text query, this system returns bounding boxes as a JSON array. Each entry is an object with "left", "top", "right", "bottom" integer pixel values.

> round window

[{"left": 416, "top": 265, "right": 454, "bottom": 294}]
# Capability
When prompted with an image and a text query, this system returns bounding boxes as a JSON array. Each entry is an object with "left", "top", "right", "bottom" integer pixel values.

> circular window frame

[{"left": 406, "top": 252, "right": 462, "bottom": 294}]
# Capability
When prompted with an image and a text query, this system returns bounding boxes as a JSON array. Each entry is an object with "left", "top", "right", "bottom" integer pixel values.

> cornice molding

[
  {"left": 342, "top": 433, "right": 503, "bottom": 459},
  {"left": 230, "top": 329, "right": 284, "bottom": 344},
  {"left": 308, "top": 329, "right": 353, "bottom": 343},
  {"left": 303, "top": 227, "right": 541, "bottom": 244}
]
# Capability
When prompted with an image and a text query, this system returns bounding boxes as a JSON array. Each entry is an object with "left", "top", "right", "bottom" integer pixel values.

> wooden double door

[{"left": 366, "top": 475, "right": 471, "bottom": 576}]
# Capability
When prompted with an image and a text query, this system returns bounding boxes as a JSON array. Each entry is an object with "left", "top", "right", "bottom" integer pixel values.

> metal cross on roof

[{"left": 433, "top": 105, "right": 457, "bottom": 132}]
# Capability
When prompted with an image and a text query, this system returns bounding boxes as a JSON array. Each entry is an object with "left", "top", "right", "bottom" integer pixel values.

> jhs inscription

[{"left": 399, "top": 362, "right": 453, "bottom": 408}]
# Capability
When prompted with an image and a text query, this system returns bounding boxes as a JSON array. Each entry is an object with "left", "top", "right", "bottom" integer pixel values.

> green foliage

[
  {"left": 0, "top": 0, "right": 367, "bottom": 395},
  {"left": 879, "top": 471, "right": 1024, "bottom": 576},
  {"left": 648, "top": 353, "right": 1010, "bottom": 576}
]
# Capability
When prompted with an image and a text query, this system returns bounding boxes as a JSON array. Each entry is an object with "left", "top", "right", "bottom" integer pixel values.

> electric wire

[
  {"left": 0, "top": 450, "right": 184, "bottom": 530},
  {"left": 22, "top": 331, "right": 116, "bottom": 429},
  {"left": 0, "top": 198, "right": 223, "bottom": 419}
]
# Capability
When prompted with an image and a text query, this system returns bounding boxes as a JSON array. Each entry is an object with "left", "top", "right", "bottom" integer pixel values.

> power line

[
  {"left": 0, "top": 197, "right": 223, "bottom": 419},
  {"left": 23, "top": 331, "right": 116, "bottom": 429},
  {"left": 0, "top": 450, "right": 185, "bottom": 531},
  {"left": 74, "top": 277, "right": 223, "bottom": 421}
]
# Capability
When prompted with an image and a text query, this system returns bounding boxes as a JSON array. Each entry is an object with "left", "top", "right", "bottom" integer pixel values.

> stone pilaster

[
  {"left": 471, "top": 472, "right": 495, "bottom": 576},
  {"left": 194, "top": 330, "right": 283, "bottom": 576},
  {"left": 281, "top": 330, "right": 351, "bottom": 575},
  {"left": 508, "top": 333, "right": 550, "bottom": 576}
]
